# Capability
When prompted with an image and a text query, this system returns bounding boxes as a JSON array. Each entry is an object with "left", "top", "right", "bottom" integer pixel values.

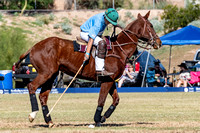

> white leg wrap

[
  {"left": 95, "top": 57, "right": 105, "bottom": 71},
  {"left": 80, "top": 32, "right": 103, "bottom": 46},
  {"left": 29, "top": 111, "right": 38, "bottom": 119}
]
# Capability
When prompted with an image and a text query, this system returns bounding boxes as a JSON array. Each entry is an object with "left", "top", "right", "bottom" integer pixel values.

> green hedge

[
  {"left": 0, "top": 0, "right": 54, "bottom": 10},
  {"left": 0, "top": 26, "right": 29, "bottom": 70}
]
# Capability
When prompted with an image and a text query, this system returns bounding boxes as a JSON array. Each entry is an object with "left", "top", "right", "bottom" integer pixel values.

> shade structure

[
  {"left": 160, "top": 25, "right": 200, "bottom": 73},
  {"left": 161, "top": 25, "right": 200, "bottom": 45}
]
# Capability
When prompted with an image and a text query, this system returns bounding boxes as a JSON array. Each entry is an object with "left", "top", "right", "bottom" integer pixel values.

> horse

[{"left": 15, "top": 11, "right": 162, "bottom": 127}]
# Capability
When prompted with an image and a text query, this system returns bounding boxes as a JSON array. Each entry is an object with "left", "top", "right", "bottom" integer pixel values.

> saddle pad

[
  {"left": 73, "top": 41, "right": 87, "bottom": 52},
  {"left": 73, "top": 36, "right": 112, "bottom": 52}
]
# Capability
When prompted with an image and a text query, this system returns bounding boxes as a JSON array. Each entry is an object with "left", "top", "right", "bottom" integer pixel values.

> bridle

[
  {"left": 139, "top": 17, "right": 160, "bottom": 48},
  {"left": 108, "top": 17, "right": 160, "bottom": 64}
]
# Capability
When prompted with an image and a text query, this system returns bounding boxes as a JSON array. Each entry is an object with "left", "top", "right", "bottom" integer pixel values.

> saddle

[
  {"left": 73, "top": 36, "right": 112, "bottom": 53},
  {"left": 76, "top": 36, "right": 88, "bottom": 45}
]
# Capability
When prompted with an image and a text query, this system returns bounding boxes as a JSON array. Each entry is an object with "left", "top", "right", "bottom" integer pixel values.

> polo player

[{"left": 80, "top": 8, "right": 119, "bottom": 76}]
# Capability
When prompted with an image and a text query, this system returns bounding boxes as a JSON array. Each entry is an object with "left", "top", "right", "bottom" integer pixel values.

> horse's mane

[
  {"left": 124, "top": 19, "right": 137, "bottom": 30},
  {"left": 115, "top": 19, "right": 137, "bottom": 40}
]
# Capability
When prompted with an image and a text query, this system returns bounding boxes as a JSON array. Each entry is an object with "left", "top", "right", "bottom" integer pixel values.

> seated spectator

[
  {"left": 150, "top": 60, "right": 168, "bottom": 87},
  {"left": 176, "top": 63, "right": 190, "bottom": 87},
  {"left": 118, "top": 63, "right": 138, "bottom": 88}
]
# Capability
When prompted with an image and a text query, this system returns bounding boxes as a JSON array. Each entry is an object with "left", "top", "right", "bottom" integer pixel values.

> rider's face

[{"left": 105, "top": 18, "right": 110, "bottom": 25}]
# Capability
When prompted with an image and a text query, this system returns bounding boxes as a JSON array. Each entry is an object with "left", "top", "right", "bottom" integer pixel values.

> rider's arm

[{"left": 84, "top": 38, "right": 93, "bottom": 62}]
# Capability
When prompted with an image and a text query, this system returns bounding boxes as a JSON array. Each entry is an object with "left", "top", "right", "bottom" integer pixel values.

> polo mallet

[{"left": 47, "top": 62, "right": 85, "bottom": 117}]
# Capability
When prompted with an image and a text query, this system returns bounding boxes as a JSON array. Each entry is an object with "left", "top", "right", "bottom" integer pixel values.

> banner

[{"left": 1, "top": 87, "right": 200, "bottom": 94}]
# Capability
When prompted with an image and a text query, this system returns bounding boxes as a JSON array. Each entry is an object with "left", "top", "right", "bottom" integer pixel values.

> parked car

[
  {"left": 181, "top": 49, "right": 200, "bottom": 71},
  {"left": 12, "top": 55, "right": 37, "bottom": 88},
  {"left": 193, "top": 49, "right": 200, "bottom": 61}
]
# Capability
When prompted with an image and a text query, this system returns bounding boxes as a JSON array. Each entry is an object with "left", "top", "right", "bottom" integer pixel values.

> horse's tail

[{"left": 15, "top": 48, "right": 32, "bottom": 68}]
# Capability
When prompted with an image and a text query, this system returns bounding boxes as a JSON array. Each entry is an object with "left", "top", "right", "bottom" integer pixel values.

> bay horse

[{"left": 15, "top": 11, "right": 161, "bottom": 127}]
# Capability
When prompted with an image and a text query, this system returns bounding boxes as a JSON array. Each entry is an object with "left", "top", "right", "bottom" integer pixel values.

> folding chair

[
  {"left": 146, "top": 70, "right": 156, "bottom": 87},
  {"left": 189, "top": 71, "right": 200, "bottom": 86}
]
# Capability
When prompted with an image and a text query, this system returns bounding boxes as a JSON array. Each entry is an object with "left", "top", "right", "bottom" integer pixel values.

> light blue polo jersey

[{"left": 80, "top": 12, "right": 107, "bottom": 40}]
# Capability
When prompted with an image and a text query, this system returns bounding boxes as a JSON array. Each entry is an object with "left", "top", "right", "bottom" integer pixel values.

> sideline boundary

[{"left": 0, "top": 87, "right": 200, "bottom": 94}]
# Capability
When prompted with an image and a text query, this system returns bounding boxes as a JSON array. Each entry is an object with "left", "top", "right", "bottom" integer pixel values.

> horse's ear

[
  {"left": 144, "top": 11, "right": 150, "bottom": 19},
  {"left": 137, "top": 13, "right": 142, "bottom": 19}
]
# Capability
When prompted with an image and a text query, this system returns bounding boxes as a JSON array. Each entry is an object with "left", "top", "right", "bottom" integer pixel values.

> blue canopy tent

[{"left": 160, "top": 25, "right": 200, "bottom": 73}]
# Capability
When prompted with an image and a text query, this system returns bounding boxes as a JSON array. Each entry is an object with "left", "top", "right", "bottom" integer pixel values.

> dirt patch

[
  {"left": 1, "top": 121, "right": 200, "bottom": 132},
  {"left": 0, "top": 121, "right": 199, "bottom": 128}
]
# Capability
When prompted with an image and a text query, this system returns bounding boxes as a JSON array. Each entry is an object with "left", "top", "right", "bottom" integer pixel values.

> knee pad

[{"left": 97, "top": 40, "right": 107, "bottom": 59}]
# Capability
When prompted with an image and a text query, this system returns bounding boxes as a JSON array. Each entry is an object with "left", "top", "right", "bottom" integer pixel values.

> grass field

[{"left": 1, "top": 92, "right": 200, "bottom": 132}]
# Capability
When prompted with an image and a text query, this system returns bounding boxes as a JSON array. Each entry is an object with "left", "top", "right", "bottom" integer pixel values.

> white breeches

[{"left": 80, "top": 32, "right": 105, "bottom": 71}]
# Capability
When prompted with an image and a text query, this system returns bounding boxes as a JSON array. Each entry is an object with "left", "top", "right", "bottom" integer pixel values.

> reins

[
  {"left": 107, "top": 23, "right": 154, "bottom": 65},
  {"left": 110, "top": 26, "right": 151, "bottom": 50}
]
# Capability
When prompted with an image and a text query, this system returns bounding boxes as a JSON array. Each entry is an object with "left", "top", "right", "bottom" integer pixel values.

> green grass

[{"left": 1, "top": 92, "right": 200, "bottom": 132}]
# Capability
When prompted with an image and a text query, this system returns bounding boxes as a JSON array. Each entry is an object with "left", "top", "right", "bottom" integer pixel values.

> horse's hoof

[
  {"left": 48, "top": 123, "right": 55, "bottom": 128},
  {"left": 28, "top": 115, "right": 34, "bottom": 123},
  {"left": 100, "top": 116, "right": 106, "bottom": 123},
  {"left": 95, "top": 122, "right": 101, "bottom": 127},
  {"left": 101, "top": 116, "right": 106, "bottom": 123},
  {"left": 28, "top": 111, "right": 38, "bottom": 123}
]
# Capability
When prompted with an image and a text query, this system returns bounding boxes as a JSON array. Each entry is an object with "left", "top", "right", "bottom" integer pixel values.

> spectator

[
  {"left": 118, "top": 63, "right": 137, "bottom": 88},
  {"left": 176, "top": 63, "right": 190, "bottom": 87},
  {"left": 153, "top": 60, "right": 168, "bottom": 87}
]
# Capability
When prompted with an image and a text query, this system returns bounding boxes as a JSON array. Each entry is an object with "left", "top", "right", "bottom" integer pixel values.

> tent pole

[
  {"left": 141, "top": 49, "right": 151, "bottom": 87},
  {"left": 168, "top": 45, "right": 172, "bottom": 73}
]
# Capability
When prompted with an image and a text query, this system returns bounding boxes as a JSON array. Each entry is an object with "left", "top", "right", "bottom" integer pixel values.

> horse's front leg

[
  {"left": 39, "top": 77, "right": 56, "bottom": 128},
  {"left": 94, "top": 81, "right": 114, "bottom": 126},
  {"left": 39, "top": 89, "right": 53, "bottom": 128}
]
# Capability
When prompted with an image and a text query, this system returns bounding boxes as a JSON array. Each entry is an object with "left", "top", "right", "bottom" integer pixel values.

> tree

[
  {"left": 0, "top": 26, "right": 29, "bottom": 70},
  {"left": 161, "top": 3, "right": 200, "bottom": 33}
]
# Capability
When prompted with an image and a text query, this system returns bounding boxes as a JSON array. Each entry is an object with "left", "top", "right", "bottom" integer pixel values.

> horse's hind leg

[
  {"left": 100, "top": 83, "right": 119, "bottom": 123},
  {"left": 27, "top": 73, "right": 55, "bottom": 123},
  {"left": 94, "top": 81, "right": 115, "bottom": 126},
  {"left": 39, "top": 75, "right": 57, "bottom": 128}
]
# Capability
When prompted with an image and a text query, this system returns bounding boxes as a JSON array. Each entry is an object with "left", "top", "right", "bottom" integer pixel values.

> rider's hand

[{"left": 83, "top": 52, "right": 90, "bottom": 62}]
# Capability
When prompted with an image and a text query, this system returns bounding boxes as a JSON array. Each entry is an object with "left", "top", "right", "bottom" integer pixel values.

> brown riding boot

[{"left": 96, "top": 70, "right": 114, "bottom": 76}]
